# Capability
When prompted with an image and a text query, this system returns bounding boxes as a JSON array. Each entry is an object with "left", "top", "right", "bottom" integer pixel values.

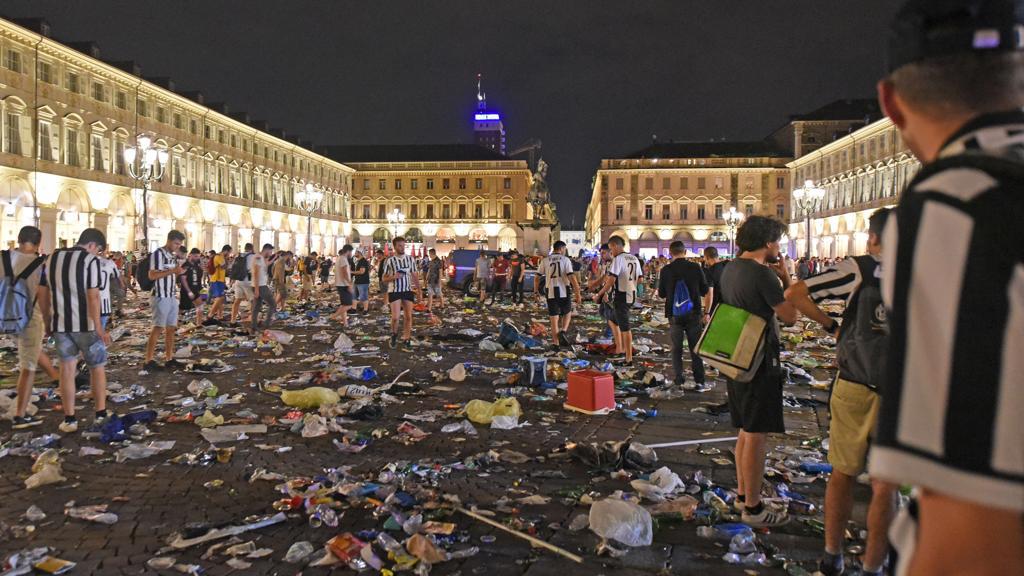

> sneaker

[
  {"left": 142, "top": 360, "right": 164, "bottom": 372},
  {"left": 165, "top": 359, "right": 186, "bottom": 370},
  {"left": 557, "top": 332, "right": 572, "bottom": 348},
  {"left": 741, "top": 503, "right": 790, "bottom": 528},
  {"left": 58, "top": 418, "right": 79, "bottom": 433},
  {"left": 12, "top": 415, "right": 42, "bottom": 429},
  {"left": 389, "top": 334, "right": 398, "bottom": 349},
  {"left": 684, "top": 381, "right": 715, "bottom": 393},
  {"left": 93, "top": 412, "right": 112, "bottom": 428},
  {"left": 816, "top": 553, "right": 845, "bottom": 576}
]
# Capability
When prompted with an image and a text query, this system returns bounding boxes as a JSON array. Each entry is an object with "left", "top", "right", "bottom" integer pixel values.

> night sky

[{"left": 2, "top": 0, "right": 901, "bottom": 227}]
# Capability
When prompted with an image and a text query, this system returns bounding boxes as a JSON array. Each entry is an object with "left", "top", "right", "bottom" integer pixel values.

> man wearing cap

[{"left": 870, "top": 1, "right": 1024, "bottom": 574}]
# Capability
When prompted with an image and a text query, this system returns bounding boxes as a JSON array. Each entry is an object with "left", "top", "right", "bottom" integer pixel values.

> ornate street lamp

[
  {"left": 386, "top": 207, "right": 405, "bottom": 241},
  {"left": 124, "top": 134, "right": 168, "bottom": 251},
  {"left": 295, "top": 182, "right": 324, "bottom": 255},
  {"left": 792, "top": 179, "right": 826, "bottom": 258},
  {"left": 723, "top": 205, "right": 744, "bottom": 256}
]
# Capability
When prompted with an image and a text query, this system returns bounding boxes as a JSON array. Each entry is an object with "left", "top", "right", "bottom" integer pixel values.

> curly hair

[{"left": 735, "top": 216, "right": 786, "bottom": 253}]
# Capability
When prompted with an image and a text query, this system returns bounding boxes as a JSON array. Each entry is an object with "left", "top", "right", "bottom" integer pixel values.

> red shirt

[{"left": 493, "top": 259, "right": 509, "bottom": 277}]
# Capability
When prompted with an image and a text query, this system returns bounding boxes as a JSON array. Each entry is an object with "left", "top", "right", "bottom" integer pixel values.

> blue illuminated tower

[{"left": 473, "top": 74, "right": 506, "bottom": 155}]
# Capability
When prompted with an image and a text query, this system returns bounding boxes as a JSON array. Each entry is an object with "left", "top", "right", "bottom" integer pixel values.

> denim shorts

[
  {"left": 427, "top": 284, "right": 442, "bottom": 296},
  {"left": 151, "top": 296, "right": 179, "bottom": 328},
  {"left": 54, "top": 331, "right": 107, "bottom": 367},
  {"left": 355, "top": 284, "right": 369, "bottom": 302}
]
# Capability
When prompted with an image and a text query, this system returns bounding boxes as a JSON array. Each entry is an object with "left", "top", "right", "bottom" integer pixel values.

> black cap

[{"left": 888, "top": 0, "right": 1024, "bottom": 72}]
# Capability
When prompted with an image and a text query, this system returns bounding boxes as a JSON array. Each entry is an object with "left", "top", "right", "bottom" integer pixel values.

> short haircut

[
  {"left": 868, "top": 207, "right": 892, "bottom": 239},
  {"left": 669, "top": 240, "right": 686, "bottom": 256},
  {"left": 244, "top": 243, "right": 254, "bottom": 251},
  {"left": 608, "top": 235, "right": 625, "bottom": 248},
  {"left": 311, "top": 252, "right": 318, "bottom": 257},
  {"left": 392, "top": 236, "right": 405, "bottom": 244},
  {"left": 190, "top": 247, "right": 201, "bottom": 255},
  {"left": 889, "top": 52, "right": 1024, "bottom": 116},
  {"left": 168, "top": 230, "right": 186, "bottom": 242},
  {"left": 221, "top": 244, "right": 232, "bottom": 252},
  {"left": 703, "top": 246, "right": 719, "bottom": 259},
  {"left": 428, "top": 248, "right": 436, "bottom": 255},
  {"left": 340, "top": 244, "right": 353, "bottom": 254},
  {"left": 553, "top": 240, "right": 566, "bottom": 250},
  {"left": 262, "top": 243, "right": 274, "bottom": 251},
  {"left": 17, "top": 226, "right": 42, "bottom": 246},
  {"left": 77, "top": 228, "right": 106, "bottom": 247},
  {"left": 599, "top": 243, "right": 609, "bottom": 251},
  {"left": 735, "top": 215, "right": 786, "bottom": 253}
]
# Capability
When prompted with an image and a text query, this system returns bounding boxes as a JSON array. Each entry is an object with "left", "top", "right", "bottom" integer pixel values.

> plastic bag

[
  {"left": 24, "top": 449, "right": 65, "bottom": 489},
  {"left": 588, "top": 498, "right": 653, "bottom": 547},
  {"left": 490, "top": 415, "right": 520, "bottom": 429},
  {"left": 650, "top": 466, "right": 684, "bottom": 492},
  {"left": 478, "top": 339, "right": 503, "bottom": 352},
  {"left": 465, "top": 397, "right": 521, "bottom": 425},
  {"left": 334, "top": 333, "right": 354, "bottom": 352},
  {"left": 448, "top": 363, "right": 467, "bottom": 382},
  {"left": 195, "top": 410, "right": 225, "bottom": 428},
  {"left": 281, "top": 387, "right": 340, "bottom": 409},
  {"left": 263, "top": 330, "right": 294, "bottom": 344},
  {"left": 284, "top": 541, "right": 314, "bottom": 564}
]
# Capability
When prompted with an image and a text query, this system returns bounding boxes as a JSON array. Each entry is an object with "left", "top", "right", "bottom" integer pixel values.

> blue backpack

[
  {"left": 0, "top": 250, "right": 45, "bottom": 334},
  {"left": 672, "top": 279, "right": 694, "bottom": 320}
]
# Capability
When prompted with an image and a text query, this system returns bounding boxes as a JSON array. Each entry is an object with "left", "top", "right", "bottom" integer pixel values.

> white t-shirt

[
  {"left": 540, "top": 253, "right": 575, "bottom": 299},
  {"left": 608, "top": 252, "right": 641, "bottom": 304},
  {"left": 251, "top": 254, "right": 269, "bottom": 287},
  {"left": 334, "top": 255, "right": 351, "bottom": 287}
]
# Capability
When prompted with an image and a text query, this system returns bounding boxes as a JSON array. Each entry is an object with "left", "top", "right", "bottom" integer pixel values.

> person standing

[
  {"left": 869, "top": 2, "right": 1024, "bottom": 573},
  {"left": 535, "top": 241, "right": 581, "bottom": 349},
  {"left": 228, "top": 243, "right": 254, "bottom": 326},
  {"left": 659, "top": 241, "right": 712, "bottom": 392},
  {"left": 353, "top": 250, "right": 372, "bottom": 314},
  {"left": 720, "top": 216, "right": 797, "bottom": 528},
  {"left": 299, "top": 251, "right": 316, "bottom": 301},
  {"left": 318, "top": 253, "right": 332, "bottom": 286},
  {"left": 179, "top": 248, "right": 206, "bottom": 326},
  {"left": 207, "top": 245, "right": 231, "bottom": 323},
  {"left": 249, "top": 243, "right": 276, "bottom": 334},
  {"left": 508, "top": 250, "right": 525, "bottom": 305},
  {"left": 48, "top": 228, "right": 111, "bottom": 433},
  {"left": 143, "top": 230, "right": 186, "bottom": 372},
  {"left": 7, "top": 226, "right": 52, "bottom": 429},
  {"left": 488, "top": 253, "right": 509, "bottom": 305},
  {"left": 785, "top": 209, "right": 895, "bottom": 576},
  {"left": 474, "top": 250, "right": 490, "bottom": 304},
  {"left": 381, "top": 237, "right": 419, "bottom": 348},
  {"left": 593, "top": 236, "right": 641, "bottom": 365},
  {"left": 702, "top": 246, "right": 728, "bottom": 313},
  {"left": 588, "top": 244, "right": 617, "bottom": 342},
  {"left": 272, "top": 250, "right": 291, "bottom": 308},
  {"left": 330, "top": 245, "right": 354, "bottom": 326},
  {"left": 97, "top": 247, "right": 122, "bottom": 331},
  {"left": 424, "top": 248, "right": 445, "bottom": 312}
]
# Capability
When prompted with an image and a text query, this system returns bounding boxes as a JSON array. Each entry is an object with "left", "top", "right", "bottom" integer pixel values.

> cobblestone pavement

[{"left": 0, "top": 286, "right": 863, "bottom": 575}]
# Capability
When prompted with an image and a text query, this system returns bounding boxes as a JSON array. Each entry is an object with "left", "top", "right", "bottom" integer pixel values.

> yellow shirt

[{"left": 210, "top": 254, "right": 227, "bottom": 282}]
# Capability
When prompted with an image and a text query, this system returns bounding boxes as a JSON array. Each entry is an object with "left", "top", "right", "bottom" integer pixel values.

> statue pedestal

[{"left": 517, "top": 218, "right": 556, "bottom": 255}]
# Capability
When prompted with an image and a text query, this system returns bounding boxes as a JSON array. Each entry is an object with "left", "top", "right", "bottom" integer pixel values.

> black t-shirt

[
  {"left": 353, "top": 258, "right": 371, "bottom": 285},
  {"left": 703, "top": 260, "right": 729, "bottom": 311},
  {"left": 657, "top": 259, "right": 709, "bottom": 319},
  {"left": 720, "top": 258, "right": 784, "bottom": 348},
  {"left": 182, "top": 261, "right": 204, "bottom": 292}
]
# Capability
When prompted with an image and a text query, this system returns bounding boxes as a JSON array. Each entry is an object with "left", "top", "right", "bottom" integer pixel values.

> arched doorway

[
  {"left": 185, "top": 203, "right": 204, "bottom": 252},
  {"left": 55, "top": 187, "right": 91, "bottom": 249},
  {"left": 498, "top": 228, "right": 518, "bottom": 252},
  {"left": 636, "top": 230, "right": 660, "bottom": 260},
  {"left": 106, "top": 193, "right": 135, "bottom": 252},
  {"left": 0, "top": 178, "right": 36, "bottom": 250},
  {"left": 434, "top": 227, "right": 456, "bottom": 257},
  {"left": 468, "top": 228, "right": 488, "bottom": 248},
  {"left": 373, "top": 227, "right": 392, "bottom": 252},
  {"left": 146, "top": 198, "right": 174, "bottom": 253},
  {"left": 403, "top": 227, "right": 424, "bottom": 257}
]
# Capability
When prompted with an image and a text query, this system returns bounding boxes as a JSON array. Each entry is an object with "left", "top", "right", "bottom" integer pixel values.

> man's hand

[
  {"left": 98, "top": 329, "right": 112, "bottom": 346},
  {"left": 592, "top": 292, "right": 603, "bottom": 303},
  {"left": 770, "top": 259, "right": 788, "bottom": 279},
  {"left": 173, "top": 265, "right": 185, "bottom": 275}
]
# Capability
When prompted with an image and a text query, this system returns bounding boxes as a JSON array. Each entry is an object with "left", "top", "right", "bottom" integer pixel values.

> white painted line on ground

[{"left": 644, "top": 436, "right": 738, "bottom": 449}]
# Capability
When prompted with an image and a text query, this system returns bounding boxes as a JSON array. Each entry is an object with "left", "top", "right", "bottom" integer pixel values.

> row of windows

[
  {"left": 0, "top": 108, "right": 348, "bottom": 217},
  {"left": 362, "top": 177, "right": 514, "bottom": 191},
  {"left": 1, "top": 46, "right": 345, "bottom": 186},
  {"left": 817, "top": 162, "right": 919, "bottom": 213},
  {"left": 355, "top": 202, "right": 514, "bottom": 221},
  {"left": 797, "top": 129, "right": 903, "bottom": 183},
  {"left": 612, "top": 203, "right": 786, "bottom": 221},
  {"left": 604, "top": 174, "right": 787, "bottom": 192}
]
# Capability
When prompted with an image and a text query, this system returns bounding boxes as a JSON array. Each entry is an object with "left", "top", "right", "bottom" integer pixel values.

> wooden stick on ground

[{"left": 456, "top": 507, "right": 584, "bottom": 564}]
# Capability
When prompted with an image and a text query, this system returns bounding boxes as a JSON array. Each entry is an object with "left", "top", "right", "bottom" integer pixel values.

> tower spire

[{"left": 476, "top": 73, "right": 487, "bottom": 111}]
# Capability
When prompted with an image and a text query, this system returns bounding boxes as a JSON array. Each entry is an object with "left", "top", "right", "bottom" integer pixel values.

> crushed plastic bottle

[
  {"left": 344, "top": 366, "right": 377, "bottom": 381},
  {"left": 284, "top": 541, "right": 314, "bottom": 563},
  {"left": 729, "top": 532, "right": 758, "bottom": 554}
]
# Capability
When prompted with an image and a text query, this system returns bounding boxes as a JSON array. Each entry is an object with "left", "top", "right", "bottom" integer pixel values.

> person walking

[
  {"left": 318, "top": 253, "right": 332, "bottom": 286},
  {"left": 7, "top": 226, "right": 52, "bottom": 429},
  {"left": 509, "top": 250, "right": 525, "bottom": 305},
  {"left": 353, "top": 250, "right": 371, "bottom": 314},
  {"left": 658, "top": 241, "right": 712, "bottom": 392},
  {"left": 207, "top": 245, "right": 231, "bottom": 323},
  {"left": 720, "top": 216, "right": 797, "bottom": 528},
  {"left": 143, "top": 230, "right": 186, "bottom": 371},
  {"left": 593, "top": 236, "right": 641, "bottom": 365},
  {"left": 47, "top": 228, "right": 111, "bottom": 433},
  {"left": 330, "top": 245, "right": 354, "bottom": 326},
  {"left": 474, "top": 250, "right": 490, "bottom": 304},
  {"left": 381, "top": 237, "right": 419, "bottom": 348},
  {"left": 424, "top": 248, "right": 445, "bottom": 312},
  {"left": 535, "top": 241, "right": 581, "bottom": 349},
  {"left": 487, "top": 253, "right": 509, "bottom": 305},
  {"left": 179, "top": 248, "right": 206, "bottom": 326},
  {"left": 702, "top": 246, "right": 728, "bottom": 313},
  {"left": 785, "top": 209, "right": 895, "bottom": 576},
  {"left": 249, "top": 243, "right": 276, "bottom": 335},
  {"left": 869, "top": 2, "right": 1024, "bottom": 573},
  {"left": 228, "top": 243, "right": 254, "bottom": 326}
]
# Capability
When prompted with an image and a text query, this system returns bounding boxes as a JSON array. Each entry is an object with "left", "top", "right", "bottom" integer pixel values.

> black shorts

[
  {"left": 546, "top": 297, "right": 572, "bottom": 317},
  {"left": 388, "top": 291, "right": 415, "bottom": 303},
  {"left": 612, "top": 296, "right": 632, "bottom": 332},
  {"left": 599, "top": 301, "right": 616, "bottom": 322},
  {"left": 726, "top": 355, "right": 785, "bottom": 433},
  {"left": 336, "top": 286, "right": 353, "bottom": 306}
]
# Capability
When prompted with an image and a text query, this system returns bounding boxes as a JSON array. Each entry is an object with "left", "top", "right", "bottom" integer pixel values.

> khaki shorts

[
  {"left": 827, "top": 377, "right": 880, "bottom": 476},
  {"left": 302, "top": 275, "right": 313, "bottom": 290},
  {"left": 17, "top": 311, "right": 44, "bottom": 371}
]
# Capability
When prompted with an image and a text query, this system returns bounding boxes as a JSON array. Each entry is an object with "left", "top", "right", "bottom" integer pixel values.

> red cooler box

[{"left": 565, "top": 370, "right": 616, "bottom": 414}]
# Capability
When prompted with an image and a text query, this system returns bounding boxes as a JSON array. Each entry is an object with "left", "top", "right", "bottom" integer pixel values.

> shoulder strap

[
  {"left": 1, "top": 250, "right": 12, "bottom": 279},
  {"left": 841, "top": 255, "right": 878, "bottom": 327},
  {"left": 16, "top": 255, "right": 46, "bottom": 281},
  {"left": 913, "top": 151, "right": 1024, "bottom": 191}
]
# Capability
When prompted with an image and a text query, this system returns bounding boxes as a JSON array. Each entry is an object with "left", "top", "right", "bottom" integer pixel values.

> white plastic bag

[
  {"left": 333, "top": 333, "right": 354, "bottom": 352},
  {"left": 448, "top": 363, "right": 467, "bottom": 382},
  {"left": 588, "top": 498, "right": 653, "bottom": 547},
  {"left": 24, "top": 449, "right": 65, "bottom": 489}
]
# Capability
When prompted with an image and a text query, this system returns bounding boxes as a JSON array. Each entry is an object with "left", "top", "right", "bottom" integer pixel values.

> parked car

[{"left": 446, "top": 249, "right": 537, "bottom": 296}]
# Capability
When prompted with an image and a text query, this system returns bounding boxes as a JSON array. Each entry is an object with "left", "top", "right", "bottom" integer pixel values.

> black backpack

[
  {"left": 135, "top": 255, "right": 154, "bottom": 292},
  {"left": 836, "top": 255, "right": 886, "bottom": 389},
  {"left": 228, "top": 253, "right": 250, "bottom": 281}
]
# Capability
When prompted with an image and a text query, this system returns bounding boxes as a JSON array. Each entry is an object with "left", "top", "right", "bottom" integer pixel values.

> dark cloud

[{"left": 1, "top": 0, "right": 901, "bottom": 226}]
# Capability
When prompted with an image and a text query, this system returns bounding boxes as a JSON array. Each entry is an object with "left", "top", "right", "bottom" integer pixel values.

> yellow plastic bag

[
  {"left": 465, "top": 397, "right": 522, "bottom": 425},
  {"left": 195, "top": 410, "right": 225, "bottom": 428},
  {"left": 281, "top": 387, "right": 340, "bottom": 409}
]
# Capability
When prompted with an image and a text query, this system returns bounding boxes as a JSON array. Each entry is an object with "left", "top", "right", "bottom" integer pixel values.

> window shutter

[
  {"left": 77, "top": 131, "right": 86, "bottom": 167},
  {"left": 49, "top": 125, "right": 60, "bottom": 163},
  {"left": 18, "top": 115, "right": 31, "bottom": 157},
  {"left": 101, "top": 136, "right": 110, "bottom": 172}
]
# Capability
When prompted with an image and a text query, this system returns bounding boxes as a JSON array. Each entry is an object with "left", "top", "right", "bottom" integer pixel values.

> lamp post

[
  {"left": 723, "top": 205, "right": 744, "bottom": 256},
  {"left": 294, "top": 182, "right": 324, "bottom": 255},
  {"left": 792, "top": 179, "right": 826, "bottom": 258},
  {"left": 124, "top": 135, "right": 168, "bottom": 251},
  {"left": 386, "top": 207, "right": 405, "bottom": 241}
]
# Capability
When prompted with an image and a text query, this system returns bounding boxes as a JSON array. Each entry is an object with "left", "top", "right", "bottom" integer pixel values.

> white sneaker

[
  {"left": 741, "top": 502, "right": 790, "bottom": 528},
  {"left": 58, "top": 419, "right": 79, "bottom": 433}
]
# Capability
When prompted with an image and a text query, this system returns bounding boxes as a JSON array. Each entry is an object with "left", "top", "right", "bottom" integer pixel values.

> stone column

[
  {"left": 92, "top": 212, "right": 109, "bottom": 243},
  {"left": 487, "top": 235, "right": 498, "bottom": 251},
  {"left": 39, "top": 207, "right": 58, "bottom": 254},
  {"left": 202, "top": 223, "right": 215, "bottom": 252}
]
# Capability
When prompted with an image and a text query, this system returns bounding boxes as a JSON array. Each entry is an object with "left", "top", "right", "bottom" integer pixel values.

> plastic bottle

[
  {"left": 799, "top": 462, "right": 832, "bottom": 474},
  {"left": 284, "top": 541, "right": 314, "bottom": 563},
  {"left": 344, "top": 367, "right": 377, "bottom": 381}
]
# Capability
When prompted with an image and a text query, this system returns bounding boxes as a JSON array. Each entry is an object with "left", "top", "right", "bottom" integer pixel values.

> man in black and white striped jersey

[
  {"left": 143, "top": 230, "right": 185, "bottom": 372},
  {"left": 381, "top": 236, "right": 419, "bottom": 348},
  {"left": 48, "top": 228, "right": 110, "bottom": 434},
  {"left": 869, "top": 1, "right": 1024, "bottom": 573}
]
